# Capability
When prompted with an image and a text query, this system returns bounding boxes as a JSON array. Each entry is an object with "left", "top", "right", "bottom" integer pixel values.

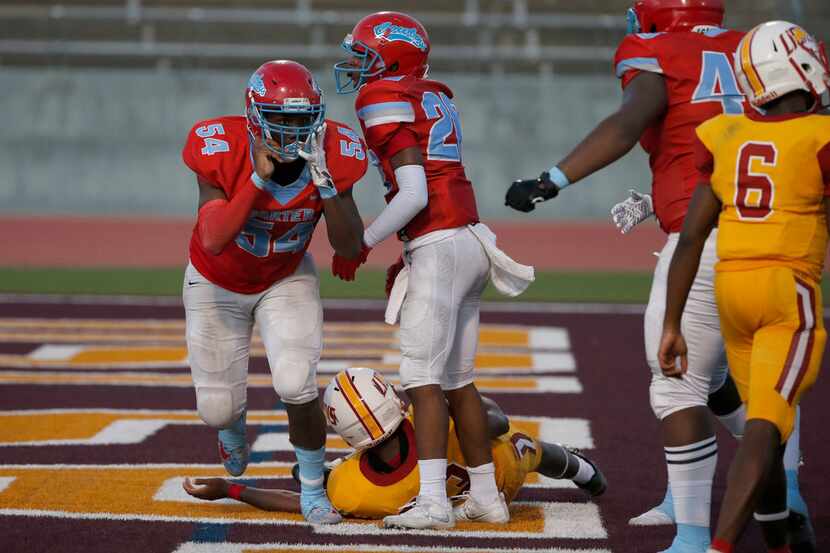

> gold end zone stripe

[
  {"left": 740, "top": 28, "right": 766, "bottom": 97},
  {"left": 335, "top": 372, "right": 385, "bottom": 442}
]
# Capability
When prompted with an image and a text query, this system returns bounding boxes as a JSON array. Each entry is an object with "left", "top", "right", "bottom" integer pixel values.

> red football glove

[
  {"left": 385, "top": 256, "right": 405, "bottom": 297},
  {"left": 331, "top": 244, "right": 371, "bottom": 282}
]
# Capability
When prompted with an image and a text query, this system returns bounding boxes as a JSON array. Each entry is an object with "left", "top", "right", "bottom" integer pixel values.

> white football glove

[
  {"left": 298, "top": 123, "right": 338, "bottom": 200},
  {"left": 611, "top": 189, "right": 654, "bottom": 234}
]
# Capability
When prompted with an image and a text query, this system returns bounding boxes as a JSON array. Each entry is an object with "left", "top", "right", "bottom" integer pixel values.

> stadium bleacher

[{"left": 0, "top": 0, "right": 827, "bottom": 72}]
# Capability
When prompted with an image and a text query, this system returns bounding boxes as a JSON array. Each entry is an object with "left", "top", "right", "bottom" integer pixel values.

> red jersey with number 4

[
  {"left": 354, "top": 76, "right": 479, "bottom": 241},
  {"left": 182, "top": 116, "right": 367, "bottom": 294},
  {"left": 614, "top": 27, "right": 746, "bottom": 233}
]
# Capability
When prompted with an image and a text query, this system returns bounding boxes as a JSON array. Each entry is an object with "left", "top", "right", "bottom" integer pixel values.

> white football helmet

[
  {"left": 322, "top": 368, "right": 405, "bottom": 450},
  {"left": 735, "top": 21, "right": 830, "bottom": 109}
]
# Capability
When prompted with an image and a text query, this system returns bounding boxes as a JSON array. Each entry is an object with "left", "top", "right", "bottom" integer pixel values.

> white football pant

[
  {"left": 399, "top": 227, "right": 490, "bottom": 391},
  {"left": 183, "top": 254, "right": 323, "bottom": 429},
  {"left": 645, "top": 230, "right": 729, "bottom": 420}
]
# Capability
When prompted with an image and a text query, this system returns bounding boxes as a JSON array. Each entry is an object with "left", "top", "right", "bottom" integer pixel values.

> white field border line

[
  {"left": 0, "top": 371, "right": 583, "bottom": 393},
  {"left": 0, "top": 293, "right": 647, "bottom": 314},
  {"left": 173, "top": 542, "right": 612, "bottom": 553},
  {"left": 0, "top": 501, "right": 604, "bottom": 539}
]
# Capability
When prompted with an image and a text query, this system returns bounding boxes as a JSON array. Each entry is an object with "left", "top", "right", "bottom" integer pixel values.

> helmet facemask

[
  {"left": 248, "top": 97, "right": 325, "bottom": 162},
  {"left": 334, "top": 35, "right": 386, "bottom": 94}
]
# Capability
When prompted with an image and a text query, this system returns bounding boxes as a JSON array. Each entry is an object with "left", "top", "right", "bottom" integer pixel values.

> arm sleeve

[
  {"left": 614, "top": 34, "right": 664, "bottom": 89},
  {"left": 363, "top": 164, "right": 428, "bottom": 248},
  {"left": 196, "top": 177, "right": 261, "bottom": 255},
  {"left": 818, "top": 141, "right": 830, "bottom": 196}
]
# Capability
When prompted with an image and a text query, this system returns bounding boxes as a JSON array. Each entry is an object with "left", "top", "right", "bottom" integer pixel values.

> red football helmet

[
  {"left": 627, "top": 0, "right": 725, "bottom": 34},
  {"left": 244, "top": 60, "right": 325, "bottom": 161},
  {"left": 334, "top": 11, "right": 430, "bottom": 94}
]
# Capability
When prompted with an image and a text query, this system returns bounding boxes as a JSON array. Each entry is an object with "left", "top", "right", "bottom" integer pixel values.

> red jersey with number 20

[
  {"left": 355, "top": 76, "right": 479, "bottom": 241},
  {"left": 182, "top": 116, "right": 367, "bottom": 294},
  {"left": 614, "top": 27, "right": 746, "bottom": 233}
]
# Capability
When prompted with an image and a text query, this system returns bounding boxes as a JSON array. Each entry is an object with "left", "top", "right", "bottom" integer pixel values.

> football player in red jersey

[
  {"left": 506, "top": 1, "right": 811, "bottom": 552},
  {"left": 181, "top": 60, "right": 367, "bottom": 525},
  {"left": 330, "top": 11, "right": 541, "bottom": 529}
]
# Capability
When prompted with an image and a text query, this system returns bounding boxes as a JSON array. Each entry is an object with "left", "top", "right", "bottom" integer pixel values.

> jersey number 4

[
  {"left": 422, "top": 91, "right": 463, "bottom": 162},
  {"left": 734, "top": 142, "right": 777, "bottom": 221},
  {"left": 692, "top": 51, "right": 744, "bottom": 115}
]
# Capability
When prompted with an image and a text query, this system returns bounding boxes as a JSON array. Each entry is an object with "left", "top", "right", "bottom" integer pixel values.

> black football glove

[{"left": 505, "top": 171, "right": 560, "bottom": 213}]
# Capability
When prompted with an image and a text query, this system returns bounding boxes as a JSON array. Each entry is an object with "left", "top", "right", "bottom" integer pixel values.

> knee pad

[
  {"left": 273, "top": 358, "right": 318, "bottom": 405},
  {"left": 196, "top": 386, "right": 240, "bottom": 428}
]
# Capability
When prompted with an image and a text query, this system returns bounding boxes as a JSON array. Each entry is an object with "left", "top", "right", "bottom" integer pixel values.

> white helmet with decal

[
  {"left": 322, "top": 368, "right": 405, "bottom": 450},
  {"left": 735, "top": 21, "right": 830, "bottom": 109}
]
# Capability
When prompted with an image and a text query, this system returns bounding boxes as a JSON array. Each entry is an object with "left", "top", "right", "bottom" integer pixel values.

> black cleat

[
  {"left": 567, "top": 447, "right": 607, "bottom": 497},
  {"left": 788, "top": 510, "right": 816, "bottom": 553}
]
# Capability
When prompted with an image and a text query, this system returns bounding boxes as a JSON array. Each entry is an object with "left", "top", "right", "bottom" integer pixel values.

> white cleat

[
  {"left": 383, "top": 495, "right": 455, "bottom": 530},
  {"left": 628, "top": 506, "right": 675, "bottom": 526},
  {"left": 452, "top": 492, "right": 510, "bottom": 524}
]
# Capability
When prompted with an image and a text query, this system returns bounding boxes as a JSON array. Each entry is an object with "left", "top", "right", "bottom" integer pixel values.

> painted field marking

[
  {"left": 173, "top": 543, "right": 612, "bottom": 553},
  {"left": 0, "top": 371, "right": 581, "bottom": 393},
  {"left": 0, "top": 477, "right": 14, "bottom": 494}
]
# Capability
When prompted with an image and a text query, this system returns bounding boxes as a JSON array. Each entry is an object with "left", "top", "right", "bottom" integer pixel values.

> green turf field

[
  {"left": 4, "top": 267, "right": 828, "bottom": 304},
  {"left": 0, "top": 267, "right": 658, "bottom": 303}
]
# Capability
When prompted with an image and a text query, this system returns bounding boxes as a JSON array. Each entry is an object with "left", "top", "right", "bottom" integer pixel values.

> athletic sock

[
  {"left": 666, "top": 436, "right": 718, "bottom": 546},
  {"left": 467, "top": 462, "right": 500, "bottom": 504},
  {"left": 783, "top": 407, "right": 807, "bottom": 514},
  {"left": 294, "top": 445, "right": 326, "bottom": 495},
  {"left": 418, "top": 458, "right": 448, "bottom": 501},
  {"left": 572, "top": 456, "right": 597, "bottom": 485},
  {"left": 716, "top": 403, "right": 746, "bottom": 440}
]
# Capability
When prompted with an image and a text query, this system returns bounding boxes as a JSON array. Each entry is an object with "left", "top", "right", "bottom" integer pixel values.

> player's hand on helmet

[
  {"left": 332, "top": 243, "right": 371, "bottom": 281},
  {"left": 298, "top": 123, "right": 338, "bottom": 200},
  {"left": 657, "top": 326, "right": 688, "bottom": 379},
  {"left": 505, "top": 171, "right": 559, "bottom": 213},
  {"left": 611, "top": 189, "right": 654, "bottom": 234},
  {"left": 252, "top": 136, "right": 276, "bottom": 183},
  {"left": 386, "top": 256, "right": 405, "bottom": 297},
  {"left": 182, "top": 477, "right": 229, "bottom": 501}
]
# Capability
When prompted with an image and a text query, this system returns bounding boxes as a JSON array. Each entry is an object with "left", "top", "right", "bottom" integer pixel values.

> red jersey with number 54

[
  {"left": 614, "top": 27, "right": 746, "bottom": 233},
  {"left": 354, "top": 77, "right": 479, "bottom": 241},
  {"left": 182, "top": 115, "right": 367, "bottom": 294}
]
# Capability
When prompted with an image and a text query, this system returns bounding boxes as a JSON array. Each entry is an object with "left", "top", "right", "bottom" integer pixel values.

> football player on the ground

[
  {"left": 327, "top": 11, "right": 536, "bottom": 530},
  {"left": 659, "top": 22, "right": 830, "bottom": 553},
  {"left": 505, "top": 1, "right": 810, "bottom": 552},
  {"left": 183, "top": 368, "right": 606, "bottom": 519},
  {"left": 181, "top": 60, "right": 368, "bottom": 525}
]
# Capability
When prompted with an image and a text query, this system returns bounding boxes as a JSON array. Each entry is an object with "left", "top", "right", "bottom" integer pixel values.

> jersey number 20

[{"left": 422, "top": 91, "right": 463, "bottom": 162}]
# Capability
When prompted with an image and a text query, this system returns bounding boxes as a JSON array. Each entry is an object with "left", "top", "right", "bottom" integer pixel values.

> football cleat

[
  {"left": 452, "top": 492, "right": 510, "bottom": 524},
  {"left": 217, "top": 410, "right": 249, "bottom": 477},
  {"left": 568, "top": 447, "right": 608, "bottom": 498},
  {"left": 300, "top": 488, "right": 342, "bottom": 525},
  {"left": 383, "top": 495, "right": 455, "bottom": 530}
]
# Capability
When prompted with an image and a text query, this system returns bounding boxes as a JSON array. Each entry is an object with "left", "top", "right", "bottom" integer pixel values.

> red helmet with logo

[
  {"left": 627, "top": 0, "right": 725, "bottom": 34},
  {"left": 244, "top": 60, "right": 325, "bottom": 161},
  {"left": 333, "top": 11, "right": 430, "bottom": 94}
]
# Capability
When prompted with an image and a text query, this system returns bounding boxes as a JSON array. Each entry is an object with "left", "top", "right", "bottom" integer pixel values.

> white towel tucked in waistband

[{"left": 384, "top": 224, "right": 535, "bottom": 325}]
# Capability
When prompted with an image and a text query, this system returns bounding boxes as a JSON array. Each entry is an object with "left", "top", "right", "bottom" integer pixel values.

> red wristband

[
  {"left": 710, "top": 538, "right": 734, "bottom": 553},
  {"left": 227, "top": 483, "right": 246, "bottom": 501}
]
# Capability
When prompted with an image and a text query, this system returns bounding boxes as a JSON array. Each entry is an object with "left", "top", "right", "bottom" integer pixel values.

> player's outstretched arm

[
  {"left": 506, "top": 72, "right": 666, "bottom": 212},
  {"left": 182, "top": 477, "right": 302, "bottom": 513},
  {"left": 659, "top": 184, "right": 720, "bottom": 377}
]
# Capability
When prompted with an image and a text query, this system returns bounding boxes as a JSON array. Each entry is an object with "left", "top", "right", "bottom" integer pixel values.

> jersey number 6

[{"left": 734, "top": 141, "right": 777, "bottom": 221}]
